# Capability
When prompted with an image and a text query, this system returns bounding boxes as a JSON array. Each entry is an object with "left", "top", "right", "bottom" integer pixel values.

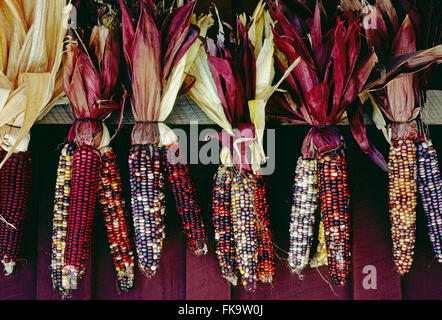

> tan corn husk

[{"left": 0, "top": 1, "right": 70, "bottom": 165}]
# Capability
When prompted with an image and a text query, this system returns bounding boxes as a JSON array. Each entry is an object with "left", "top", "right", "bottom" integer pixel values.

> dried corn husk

[{"left": 0, "top": 0, "right": 70, "bottom": 165}]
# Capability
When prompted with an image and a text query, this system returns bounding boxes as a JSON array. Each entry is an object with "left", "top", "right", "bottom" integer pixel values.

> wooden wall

[{"left": 0, "top": 124, "right": 441, "bottom": 300}]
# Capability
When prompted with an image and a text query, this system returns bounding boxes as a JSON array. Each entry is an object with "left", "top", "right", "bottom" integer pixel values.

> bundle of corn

[
  {"left": 187, "top": 1, "right": 290, "bottom": 291},
  {"left": 119, "top": 0, "right": 206, "bottom": 277},
  {"left": 0, "top": 0, "right": 70, "bottom": 275},
  {"left": 267, "top": 0, "right": 385, "bottom": 285},
  {"left": 359, "top": 0, "right": 442, "bottom": 274},
  {"left": 51, "top": 3, "right": 124, "bottom": 292}
]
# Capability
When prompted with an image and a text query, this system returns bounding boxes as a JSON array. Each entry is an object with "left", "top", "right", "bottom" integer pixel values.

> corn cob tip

[
  {"left": 260, "top": 275, "right": 273, "bottom": 284},
  {"left": 190, "top": 243, "right": 208, "bottom": 256},
  {"left": 243, "top": 280, "right": 258, "bottom": 293},
  {"left": 62, "top": 265, "right": 79, "bottom": 291},
  {"left": 2, "top": 259, "right": 15, "bottom": 275},
  {"left": 117, "top": 271, "right": 135, "bottom": 291},
  {"left": 225, "top": 275, "right": 238, "bottom": 286}
]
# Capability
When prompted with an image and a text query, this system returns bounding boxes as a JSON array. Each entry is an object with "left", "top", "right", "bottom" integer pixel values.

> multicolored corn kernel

[
  {"left": 0, "top": 151, "right": 32, "bottom": 275},
  {"left": 231, "top": 170, "right": 259, "bottom": 292},
  {"left": 50, "top": 144, "right": 75, "bottom": 292},
  {"left": 317, "top": 151, "right": 351, "bottom": 285},
  {"left": 99, "top": 148, "right": 135, "bottom": 291},
  {"left": 255, "top": 175, "right": 275, "bottom": 283},
  {"left": 388, "top": 139, "right": 417, "bottom": 275},
  {"left": 128, "top": 144, "right": 166, "bottom": 278},
  {"left": 63, "top": 145, "right": 101, "bottom": 290},
  {"left": 289, "top": 157, "right": 318, "bottom": 274},
  {"left": 212, "top": 165, "right": 237, "bottom": 285},
  {"left": 416, "top": 139, "right": 442, "bottom": 262},
  {"left": 310, "top": 220, "right": 328, "bottom": 268},
  {"left": 162, "top": 144, "right": 207, "bottom": 256}
]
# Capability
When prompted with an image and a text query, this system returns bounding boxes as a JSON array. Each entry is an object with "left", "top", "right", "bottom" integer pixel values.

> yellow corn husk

[{"left": 0, "top": 0, "right": 70, "bottom": 165}]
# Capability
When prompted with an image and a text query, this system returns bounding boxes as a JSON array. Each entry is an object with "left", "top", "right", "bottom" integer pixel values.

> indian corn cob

[
  {"left": 231, "top": 171, "right": 259, "bottom": 292},
  {"left": 0, "top": 152, "right": 32, "bottom": 275},
  {"left": 98, "top": 148, "right": 135, "bottom": 291},
  {"left": 288, "top": 157, "right": 318, "bottom": 274},
  {"left": 212, "top": 165, "right": 237, "bottom": 285},
  {"left": 310, "top": 220, "right": 328, "bottom": 268},
  {"left": 62, "top": 145, "right": 101, "bottom": 290},
  {"left": 51, "top": 144, "right": 76, "bottom": 291},
  {"left": 317, "top": 151, "right": 351, "bottom": 285},
  {"left": 388, "top": 139, "right": 417, "bottom": 275},
  {"left": 416, "top": 139, "right": 442, "bottom": 262},
  {"left": 255, "top": 175, "right": 275, "bottom": 283},
  {"left": 162, "top": 145, "right": 207, "bottom": 255},
  {"left": 128, "top": 145, "right": 166, "bottom": 278}
]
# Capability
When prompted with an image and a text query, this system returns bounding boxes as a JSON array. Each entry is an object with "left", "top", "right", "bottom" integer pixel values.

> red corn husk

[
  {"left": 55, "top": 4, "right": 122, "bottom": 292},
  {"left": 267, "top": 0, "right": 381, "bottom": 285}
]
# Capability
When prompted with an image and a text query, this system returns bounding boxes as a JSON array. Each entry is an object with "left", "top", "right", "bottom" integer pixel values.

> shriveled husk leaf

[
  {"left": 359, "top": 1, "right": 442, "bottom": 141},
  {"left": 63, "top": 11, "right": 121, "bottom": 149},
  {"left": 0, "top": 1, "right": 70, "bottom": 166}
]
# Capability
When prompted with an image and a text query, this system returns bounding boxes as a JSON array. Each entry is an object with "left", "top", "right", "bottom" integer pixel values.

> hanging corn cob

[
  {"left": 416, "top": 140, "right": 442, "bottom": 262},
  {"left": 310, "top": 220, "right": 328, "bottom": 268},
  {"left": 267, "top": 0, "right": 383, "bottom": 285},
  {"left": 0, "top": 0, "right": 69, "bottom": 275},
  {"left": 51, "top": 143, "right": 76, "bottom": 291},
  {"left": 51, "top": 2, "right": 123, "bottom": 292},
  {"left": 288, "top": 157, "right": 318, "bottom": 274},
  {"left": 0, "top": 151, "right": 32, "bottom": 275},
  {"left": 119, "top": 0, "right": 204, "bottom": 277},
  {"left": 162, "top": 145, "right": 207, "bottom": 255},
  {"left": 98, "top": 147, "right": 135, "bottom": 291},
  {"left": 255, "top": 175, "right": 275, "bottom": 283},
  {"left": 187, "top": 1, "right": 290, "bottom": 291},
  {"left": 212, "top": 165, "right": 237, "bottom": 285},
  {"left": 358, "top": 0, "right": 442, "bottom": 274}
]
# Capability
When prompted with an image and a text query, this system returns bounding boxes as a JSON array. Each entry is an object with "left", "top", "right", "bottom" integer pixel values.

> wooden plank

[{"left": 346, "top": 127, "right": 402, "bottom": 300}]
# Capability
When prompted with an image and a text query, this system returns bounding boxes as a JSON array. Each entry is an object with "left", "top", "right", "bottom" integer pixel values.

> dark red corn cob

[
  {"left": 212, "top": 165, "right": 237, "bottom": 285},
  {"left": 317, "top": 150, "right": 351, "bottom": 285},
  {"left": 63, "top": 145, "right": 101, "bottom": 289},
  {"left": 416, "top": 139, "right": 442, "bottom": 262},
  {"left": 98, "top": 148, "right": 135, "bottom": 291},
  {"left": 162, "top": 144, "right": 207, "bottom": 255},
  {"left": 128, "top": 144, "right": 166, "bottom": 278},
  {"left": 231, "top": 171, "right": 259, "bottom": 292},
  {"left": 0, "top": 151, "right": 32, "bottom": 275},
  {"left": 388, "top": 139, "right": 417, "bottom": 275},
  {"left": 255, "top": 175, "right": 275, "bottom": 283}
]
